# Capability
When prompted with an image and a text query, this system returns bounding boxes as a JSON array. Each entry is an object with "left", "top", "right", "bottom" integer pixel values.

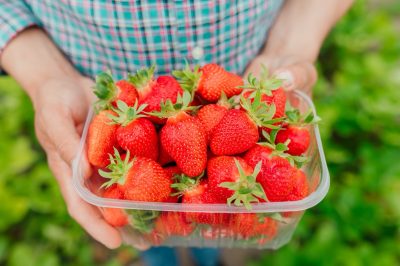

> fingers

[
  {"left": 274, "top": 61, "right": 317, "bottom": 95},
  {"left": 244, "top": 56, "right": 317, "bottom": 95},
  {"left": 47, "top": 152, "right": 122, "bottom": 249}
]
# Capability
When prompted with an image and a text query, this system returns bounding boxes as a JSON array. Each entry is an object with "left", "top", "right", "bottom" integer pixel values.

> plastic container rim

[{"left": 72, "top": 90, "right": 330, "bottom": 213}]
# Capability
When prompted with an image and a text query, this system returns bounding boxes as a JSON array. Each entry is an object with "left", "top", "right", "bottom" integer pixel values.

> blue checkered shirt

[{"left": 0, "top": 0, "right": 284, "bottom": 78}]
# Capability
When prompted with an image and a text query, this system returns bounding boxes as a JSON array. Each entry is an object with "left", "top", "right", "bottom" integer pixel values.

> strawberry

[
  {"left": 93, "top": 72, "right": 138, "bottom": 110},
  {"left": 197, "top": 93, "right": 233, "bottom": 142},
  {"left": 152, "top": 92, "right": 207, "bottom": 177},
  {"left": 275, "top": 108, "right": 319, "bottom": 156},
  {"left": 275, "top": 125, "right": 310, "bottom": 156},
  {"left": 230, "top": 213, "right": 277, "bottom": 240},
  {"left": 246, "top": 152, "right": 305, "bottom": 202},
  {"left": 244, "top": 141, "right": 309, "bottom": 202},
  {"left": 101, "top": 185, "right": 128, "bottom": 227},
  {"left": 109, "top": 100, "right": 158, "bottom": 160},
  {"left": 100, "top": 149, "right": 171, "bottom": 202},
  {"left": 209, "top": 109, "right": 259, "bottom": 155},
  {"left": 173, "top": 63, "right": 244, "bottom": 102},
  {"left": 243, "top": 144, "right": 273, "bottom": 168},
  {"left": 172, "top": 174, "right": 230, "bottom": 225},
  {"left": 153, "top": 212, "right": 194, "bottom": 237},
  {"left": 158, "top": 133, "right": 174, "bottom": 166},
  {"left": 241, "top": 69, "right": 287, "bottom": 119},
  {"left": 128, "top": 66, "right": 184, "bottom": 124},
  {"left": 115, "top": 80, "right": 139, "bottom": 107},
  {"left": 87, "top": 110, "right": 119, "bottom": 168},
  {"left": 287, "top": 169, "right": 309, "bottom": 201},
  {"left": 209, "top": 91, "right": 282, "bottom": 156},
  {"left": 207, "top": 156, "right": 267, "bottom": 208}
]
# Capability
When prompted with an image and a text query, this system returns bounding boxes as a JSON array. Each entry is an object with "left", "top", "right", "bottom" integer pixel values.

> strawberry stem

[
  {"left": 93, "top": 71, "right": 118, "bottom": 112},
  {"left": 285, "top": 106, "right": 321, "bottom": 126},
  {"left": 170, "top": 172, "right": 204, "bottom": 197},
  {"left": 148, "top": 91, "right": 198, "bottom": 119},
  {"left": 240, "top": 91, "right": 284, "bottom": 128},
  {"left": 239, "top": 66, "right": 283, "bottom": 96},
  {"left": 127, "top": 210, "right": 160, "bottom": 233},
  {"left": 108, "top": 100, "right": 148, "bottom": 126},
  {"left": 127, "top": 65, "right": 155, "bottom": 97},
  {"left": 172, "top": 63, "right": 202, "bottom": 96},
  {"left": 99, "top": 149, "right": 134, "bottom": 188},
  {"left": 260, "top": 130, "right": 310, "bottom": 168},
  {"left": 219, "top": 160, "right": 267, "bottom": 210}
]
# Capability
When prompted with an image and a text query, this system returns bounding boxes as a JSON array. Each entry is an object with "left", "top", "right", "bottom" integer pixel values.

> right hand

[{"left": 32, "top": 76, "right": 123, "bottom": 248}]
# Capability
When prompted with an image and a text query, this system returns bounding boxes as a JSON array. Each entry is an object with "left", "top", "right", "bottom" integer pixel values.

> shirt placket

[{"left": 171, "top": 0, "right": 204, "bottom": 67}]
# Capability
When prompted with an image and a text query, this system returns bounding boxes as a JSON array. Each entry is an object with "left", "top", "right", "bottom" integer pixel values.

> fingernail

[{"left": 275, "top": 71, "right": 294, "bottom": 90}]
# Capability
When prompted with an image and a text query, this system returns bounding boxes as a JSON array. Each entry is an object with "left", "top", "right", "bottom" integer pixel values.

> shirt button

[{"left": 192, "top": 46, "right": 204, "bottom": 60}]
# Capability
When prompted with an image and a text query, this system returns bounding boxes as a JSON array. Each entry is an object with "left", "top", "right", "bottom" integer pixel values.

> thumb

[{"left": 274, "top": 61, "right": 317, "bottom": 95}]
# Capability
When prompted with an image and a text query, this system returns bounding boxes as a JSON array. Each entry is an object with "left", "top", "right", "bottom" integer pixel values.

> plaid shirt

[{"left": 0, "top": 0, "right": 283, "bottom": 79}]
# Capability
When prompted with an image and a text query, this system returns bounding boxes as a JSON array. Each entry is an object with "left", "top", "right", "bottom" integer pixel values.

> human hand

[
  {"left": 31, "top": 77, "right": 123, "bottom": 249},
  {"left": 244, "top": 55, "right": 317, "bottom": 96}
]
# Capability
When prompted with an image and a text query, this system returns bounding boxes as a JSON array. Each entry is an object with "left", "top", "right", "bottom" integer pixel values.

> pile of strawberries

[{"left": 86, "top": 63, "right": 318, "bottom": 243}]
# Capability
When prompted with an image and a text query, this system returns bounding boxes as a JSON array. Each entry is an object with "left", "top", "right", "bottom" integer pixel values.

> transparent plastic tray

[{"left": 72, "top": 90, "right": 330, "bottom": 249}]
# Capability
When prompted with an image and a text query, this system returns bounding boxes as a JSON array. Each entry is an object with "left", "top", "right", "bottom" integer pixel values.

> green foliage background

[{"left": 0, "top": 1, "right": 399, "bottom": 265}]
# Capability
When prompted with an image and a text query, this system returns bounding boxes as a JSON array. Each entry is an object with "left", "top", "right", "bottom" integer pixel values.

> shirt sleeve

[{"left": 0, "top": 1, "right": 41, "bottom": 68}]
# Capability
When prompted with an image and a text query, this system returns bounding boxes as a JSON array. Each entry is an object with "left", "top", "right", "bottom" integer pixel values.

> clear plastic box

[{"left": 72, "top": 90, "right": 330, "bottom": 249}]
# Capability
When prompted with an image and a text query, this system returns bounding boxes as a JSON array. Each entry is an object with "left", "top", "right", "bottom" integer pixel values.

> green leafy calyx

[
  {"left": 93, "top": 71, "right": 117, "bottom": 112},
  {"left": 260, "top": 130, "right": 309, "bottom": 168},
  {"left": 172, "top": 63, "right": 202, "bottom": 96},
  {"left": 170, "top": 172, "right": 204, "bottom": 197},
  {"left": 108, "top": 100, "right": 148, "bottom": 126},
  {"left": 127, "top": 210, "right": 160, "bottom": 233},
  {"left": 239, "top": 65, "right": 283, "bottom": 96},
  {"left": 148, "top": 91, "right": 197, "bottom": 119},
  {"left": 240, "top": 91, "right": 284, "bottom": 128},
  {"left": 99, "top": 149, "right": 134, "bottom": 188},
  {"left": 219, "top": 160, "right": 267, "bottom": 210},
  {"left": 127, "top": 65, "right": 155, "bottom": 91},
  {"left": 285, "top": 106, "right": 321, "bottom": 126}
]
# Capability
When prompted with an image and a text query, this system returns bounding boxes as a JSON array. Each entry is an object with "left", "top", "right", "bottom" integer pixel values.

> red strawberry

[
  {"left": 246, "top": 151, "right": 305, "bottom": 202},
  {"left": 158, "top": 133, "right": 174, "bottom": 166},
  {"left": 102, "top": 185, "right": 128, "bottom": 227},
  {"left": 209, "top": 109, "right": 259, "bottom": 155},
  {"left": 287, "top": 169, "right": 309, "bottom": 201},
  {"left": 244, "top": 144, "right": 307, "bottom": 201},
  {"left": 114, "top": 80, "right": 139, "bottom": 107},
  {"left": 110, "top": 100, "right": 158, "bottom": 160},
  {"left": 230, "top": 213, "right": 277, "bottom": 240},
  {"left": 128, "top": 66, "right": 184, "bottom": 124},
  {"left": 197, "top": 93, "right": 234, "bottom": 142},
  {"left": 207, "top": 156, "right": 266, "bottom": 207},
  {"left": 173, "top": 63, "right": 244, "bottom": 102},
  {"left": 197, "top": 104, "right": 229, "bottom": 142},
  {"left": 93, "top": 72, "right": 138, "bottom": 110},
  {"left": 242, "top": 70, "right": 287, "bottom": 119},
  {"left": 87, "top": 110, "right": 119, "bottom": 168},
  {"left": 100, "top": 150, "right": 171, "bottom": 202},
  {"left": 172, "top": 174, "right": 230, "bottom": 225},
  {"left": 243, "top": 88, "right": 286, "bottom": 119},
  {"left": 243, "top": 144, "right": 273, "bottom": 167},
  {"left": 275, "top": 125, "right": 310, "bottom": 156},
  {"left": 152, "top": 92, "right": 207, "bottom": 177},
  {"left": 153, "top": 212, "right": 194, "bottom": 237}
]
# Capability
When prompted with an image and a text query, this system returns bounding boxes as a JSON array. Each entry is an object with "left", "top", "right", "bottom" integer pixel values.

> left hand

[{"left": 244, "top": 55, "right": 318, "bottom": 95}]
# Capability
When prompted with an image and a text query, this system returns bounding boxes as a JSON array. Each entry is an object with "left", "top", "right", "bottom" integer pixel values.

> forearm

[
  {"left": 263, "top": 0, "right": 353, "bottom": 62},
  {"left": 0, "top": 27, "right": 83, "bottom": 101}
]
